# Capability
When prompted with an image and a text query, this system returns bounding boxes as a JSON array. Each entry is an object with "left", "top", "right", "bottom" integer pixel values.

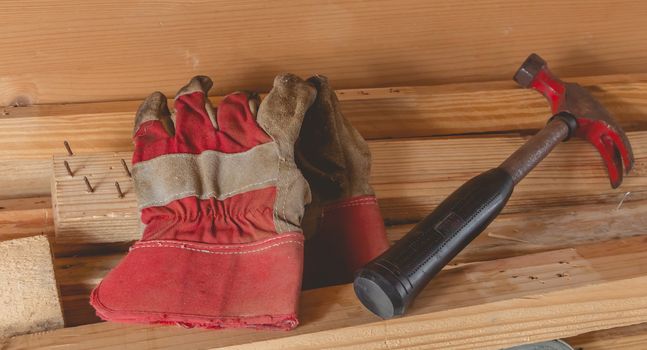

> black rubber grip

[{"left": 354, "top": 167, "right": 514, "bottom": 319}]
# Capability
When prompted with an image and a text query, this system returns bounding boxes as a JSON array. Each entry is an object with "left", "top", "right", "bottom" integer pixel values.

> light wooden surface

[
  {"left": 2, "top": 71, "right": 646, "bottom": 345},
  {"left": 3, "top": 76, "right": 646, "bottom": 198},
  {"left": 390, "top": 198, "right": 647, "bottom": 264},
  {"left": 567, "top": 323, "right": 647, "bottom": 350},
  {"left": 0, "top": 235, "right": 63, "bottom": 341},
  {"left": 9, "top": 237, "right": 647, "bottom": 349},
  {"left": 53, "top": 197, "right": 647, "bottom": 327},
  {"left": 1, "top": 1, "right": 647, "bottom": 105},
  {"left": 51, "top": 131, "right": 646, "bottom": 242},
  {"left": 5, "top": 75, "right": 647, "bottom": 198},
  {"left": 51, "top": 152, "right": 137, "bottom": 244},
  {"left": 0, "top": 197, "right": 51, "bottom": 242}
]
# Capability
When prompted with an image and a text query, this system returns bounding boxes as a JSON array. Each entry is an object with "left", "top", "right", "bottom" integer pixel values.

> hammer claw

[
  {"left": 605, "top": 125, "right": 635, "bottom": 174},
  {"left": 577, "top": 118, "right": 633, "bottom": 188},
  {"left": 590, "top": 133, "right": 623, "bottom": 188},
  {"left": 515, "top": 53, "right": 635, "bottom": 189}
]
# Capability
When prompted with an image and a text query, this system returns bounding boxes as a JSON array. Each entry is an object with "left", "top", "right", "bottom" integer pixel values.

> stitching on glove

[
  {"left": 138, "top": 177, "right": 278, "bottom": 209},
  {"left": 322, "top": 202, "right": 376, "bottom": 218},
  {"left": 138, "top": 233, "right": 301, "bottom": 249},
  {"left": 131, "top": 240, "right": 303, "bottom": 255},
  {"left": 324, "top": 197, "right": 376, "bottom": 211}
]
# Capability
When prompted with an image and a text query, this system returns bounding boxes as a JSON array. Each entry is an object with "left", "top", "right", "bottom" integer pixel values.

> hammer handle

[
  {"left": 500, "top": 117, "right": 571, "bottom": 184},
  {"left": 354, "top": 117, "right": 573, "bottom": 319},
  {"left": 354, "top": 167, "right": 513, "bottom": 319}
]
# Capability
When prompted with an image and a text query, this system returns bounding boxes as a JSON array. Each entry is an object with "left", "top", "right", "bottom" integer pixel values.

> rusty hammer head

[{"left": 513, "top": 53, "right": 634, "bottom": 188}]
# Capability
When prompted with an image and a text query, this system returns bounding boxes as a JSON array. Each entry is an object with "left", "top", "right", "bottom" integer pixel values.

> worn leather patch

[{"left": 133, "top": 141, "right": 279, "bottom": 209}]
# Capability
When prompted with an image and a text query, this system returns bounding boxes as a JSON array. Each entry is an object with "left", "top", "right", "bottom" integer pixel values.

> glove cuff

[
  {"left": 303, "top": 195, "right": 390, "bottom": 289},
  {"left": 90, "top": 233, "right": 304, "bottom": 330}
]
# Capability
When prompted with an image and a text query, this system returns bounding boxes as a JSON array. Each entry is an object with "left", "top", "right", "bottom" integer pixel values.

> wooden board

[
  {"left": 51, "top": 152, "right": 138, "bottom": 243},
  {"left": 566, "top": 323, "right": 647, "bottom": 350},
  {"left": 9, "top": 237, "right": 647, "bottom": 349},
  {"left": 51, "top": 131, "right": 646, "bottom": 243},
  {"left": 0, "top": 197, "right": 51, "bottom": 242},
  {"left": 1, "top": 77, "right": 647, "bottom": 198},
  {"left": 389, "top": 197, "right": 647, "bottom": 264},
  {"left": 1, "top": 1, "right": 647, "bottom": 104},
  {"left": 53, "top": 197, "right": 647, "bottom": 327},
  {"left": 0, "top": 235, "right": 63, "bottom": 340}
]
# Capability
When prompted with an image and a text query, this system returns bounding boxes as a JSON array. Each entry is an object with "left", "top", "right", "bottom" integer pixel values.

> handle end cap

[{"left": 354, "top": 268, "right": 405, "bottom": 319}]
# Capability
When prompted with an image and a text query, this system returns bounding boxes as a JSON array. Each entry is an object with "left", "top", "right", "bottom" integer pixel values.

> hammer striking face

[{"left": 514, "top": 53, "right": 634, "bottom": 188}]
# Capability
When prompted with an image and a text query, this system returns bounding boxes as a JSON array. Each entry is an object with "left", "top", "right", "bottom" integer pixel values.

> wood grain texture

[
  {"left": 387, "top": 198, "right": 647, "bottom": 264},
  {"left": 566, "top": 322, "right": 647, "bottom": 350},
  {"left": 0, "top": 235, "right": 63, "bottom": 340},
  {"left": 3, "top": 77, "right": 647, "bottom": 198},
  {"left": 1, "top": 1, "right": 647, "bottom": 104},
  {"left": 8, "top": 237, "right": 647, "bottom": 349},
  {"left": 51, "top": 152, "right": 137, "bottom": 243},
  {"left": 0, "top": 197, "right": 51, "bottom": 242},
  {"left": 51, "top": 131, "right": 646, "bottom": 243},
  {"left": 54, "top": 197, "right": 647, "bottom": 327}
]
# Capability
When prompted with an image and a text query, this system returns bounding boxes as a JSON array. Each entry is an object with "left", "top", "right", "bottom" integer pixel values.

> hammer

[{"left": 354, "top": 53, "right": 635, "bottom": 319}]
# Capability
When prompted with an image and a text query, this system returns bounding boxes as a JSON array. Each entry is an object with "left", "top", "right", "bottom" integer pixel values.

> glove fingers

[
  {"left": 257, "top": 74, "right": 315, "bottom": 234},
  {"left": 174, "top": 75, "right": 219, "bottom": 134},
  {"left": 297, "top": 75, "right": 373, "bottom": 200},
  {"left": 133, "top": 91, "right": 174, "bottom": 144},
  {"left": 214, "top": 91, "right": 262, "bottom": 140},
  {"left": 257, "top": 74, "right": 316, "bottom": 158}
]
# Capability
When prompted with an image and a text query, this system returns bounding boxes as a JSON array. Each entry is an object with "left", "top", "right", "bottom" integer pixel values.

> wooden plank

[
  {"left": 54, "top": 253, "right": 124, "bottom": 327},
  {"left": 388, "top": 198, "right": 647, "bottom": 264},
  {"left": 9, "top": 237, "right": 647, "bottom": 349},
  {"left": 371, "top": 131, "right": 646, "bottom": 223},
  {"left": 3, "top": 77, "right": 647, "bottom": 198},
  {"left": 0, "top": 196, "right": 132, "bottom": 258},
  {"left": 1, "top": 1, "right": 647, "bottom": 104},
  {"left": 0, "top": 197, "right": 51, "bottom": 242},
  {"left": 51, "top": 151, "right": 138, "bottom": 243},
  {"left": 54, "top": 196, "right": 647, "bottom": 327},
  {"left": 566, "top": 323, "right": 647, "bottom": 350},
  {"left": 0, "top": 235, "right": 63, "bottom": 341},
  {"left": 51, "top": 131, "right": 647, "bottom": 243}
]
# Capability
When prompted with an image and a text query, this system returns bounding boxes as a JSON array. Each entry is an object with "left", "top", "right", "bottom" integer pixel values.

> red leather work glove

[
  {"left": 297, "top": 76, "right": 390, "bottom": 289},
  {"left": 90, "top": 74, "right": 316, "bottom": 330}
]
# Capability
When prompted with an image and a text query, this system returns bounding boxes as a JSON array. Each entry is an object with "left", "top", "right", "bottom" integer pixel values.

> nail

[
  {"left": 64, "top": 141, "right": 73, "bottom": 156},
  {"left": 115, "top": 181, "right": 124, "bottom": 198},
  {"left": 83, "top": 176, "right": 94, "bottom": 193},
  {"left": 120, "top": 159, "right": 132, "bottom": 178},
  {"left": 63, "top": 160, "right": 74, "bottom": 177}
]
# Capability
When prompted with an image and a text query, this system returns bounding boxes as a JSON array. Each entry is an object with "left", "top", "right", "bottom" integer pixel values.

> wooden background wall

[{"left": 1, "top": 0, "right": 646, "bottom": 106}]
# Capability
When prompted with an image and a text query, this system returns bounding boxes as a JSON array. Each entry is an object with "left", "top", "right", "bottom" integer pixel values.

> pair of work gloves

[{"left": 90, "top": 74, "right": 390, "bottom": 330}]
